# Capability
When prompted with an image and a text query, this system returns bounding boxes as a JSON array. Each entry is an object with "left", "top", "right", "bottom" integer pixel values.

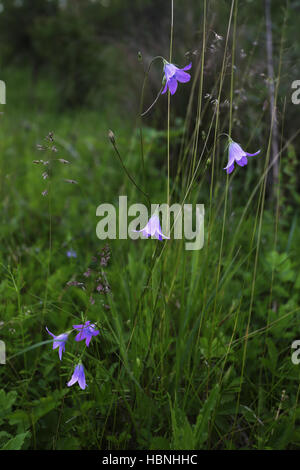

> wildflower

[
  {"left": 46, "top": 327, "right": 68, "bottom": 360},
  {"left": 67, "top": 363, "right": 86, "bottom": 390},
  {"left": 224, "top": 140, "right": 261, "bottom": 174},
  {"left": 73, "top": 321, "right": 99, "bottom": 347},
  {"left": 134, "top": 213, "right": 170, "bottom": 241},
  {"left": 161, "top": 62, "right": 192, "bottom": 96},
  {"left": 66, "top": 249, "right": 77, "bottom": 258}
]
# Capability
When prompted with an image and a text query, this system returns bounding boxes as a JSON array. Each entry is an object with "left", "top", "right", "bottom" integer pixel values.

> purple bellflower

[
  {"left": 73, "top": 321, "right": 99, "bottom": 347},
  {"left": 224, "top": 140, "right": 261, "bottom": 174},
  {"left": 161, "top": 62, "right": 192, "bottom": 96},
  {"left": 67, "top": 363, "right": 86, "bottom": 390},
  {"left": 46, "top": 327, "right": 68, "bottom": 360},
  {"left": 134, "top": 213, "right": 170, "bottom": 241}
]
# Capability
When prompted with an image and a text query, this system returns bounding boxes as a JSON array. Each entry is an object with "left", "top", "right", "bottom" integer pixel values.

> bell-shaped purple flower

[
  {"left": 73, "top": 320, "right": 99, "bottom": 347},
  {"left": 161, "top": 62, "right": 192, "bottom": 96},
  {"left": 224, "top": 141, "right": 261, "bottom": 174},
  {"left": 134, "top": 214, "right": 170, "bottom": 241},
  {"left": 46, "top": 327, "right": 68, "bottom": 360},
  {"left": 67, "top": 363, "right": 86, "bottom": 390}
]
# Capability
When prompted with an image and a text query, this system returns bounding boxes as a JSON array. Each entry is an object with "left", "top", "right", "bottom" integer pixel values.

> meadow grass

[{"left": 0, "top": 0, "right": 300, "bottom": 451}]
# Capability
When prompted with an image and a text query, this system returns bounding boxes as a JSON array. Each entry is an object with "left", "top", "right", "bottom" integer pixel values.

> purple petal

[
  {"left": 182, "top": 62, "right": 192, "bottom": 71},
  {"left": 52, "top": 340, "right": 61, "bottom": 350},
  {"left": 75, "top": 332, "right": 86, "bottom": 342},
  {"left": 245, "top": 150, "right": 261, "bottom": 157},
  {"left": 175, "top": 70, "right": 191, "bottom": 83},
  {"left": 229, "top": 142, "right": 245, "bottom": 161},
  {"left": 67, "top": 376, "right": 77, "bottom": 387},
  {"left": 237, "top": 156, "right": 248, "bottom": 167},
  {"left": 164, "top": 63, "right": 177, "bottom": 81},
  {"left": 161, "top": 82, "right": 168, "bottom": 94},
  {"left": 157, "top": 229, "right": 170, "bottom": 240},
  {"left": 226, "top": 163, "right": 235, "bottom": 174},
  {"left": 78, "top": 366, "right": 86, "bottom": 390},
  {"left": 142, "top": 229, "right": 151, "bottom": 238},
  {"left": 58, "top": 345, "right": 64, "bottom": 361},
  {"left": 168, "top": 77, "right": 178, "bottom": 95},
  {"left": 46, "top": 327, "right": 55, "bottom": 338},
  {"left": 67, "top": 368, "right": 78, "bottom": 387}
]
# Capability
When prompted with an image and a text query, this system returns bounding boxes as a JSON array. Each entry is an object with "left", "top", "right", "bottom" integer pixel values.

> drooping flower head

[
  {"left": 73, "top": 321, "right": 99, "bottom": 347},
  {"left": 46, "top": 327, "right": 68, "bottom": 360},
  {"left": 134, "top": 213, "right": 170, "bottom": 241},
  {"left": 224, "top": 139, "right": 261, "bottom": 174},
  {"left": 161, "top": 61, "right": 192, "bottom": 96},
  {"left": 67, "top": 363, "right": 86, "bottom": 390}
]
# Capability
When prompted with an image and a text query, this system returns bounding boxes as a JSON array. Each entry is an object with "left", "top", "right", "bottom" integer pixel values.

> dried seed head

[
  {"left": 108, "top": 129, "right": 115, "bottom": 144},
  {"left": 36, "top": 144, "right": 46, "bottom": 151},
  {"left": 46, "top": 132, "right": 54, "bottom": 142}
]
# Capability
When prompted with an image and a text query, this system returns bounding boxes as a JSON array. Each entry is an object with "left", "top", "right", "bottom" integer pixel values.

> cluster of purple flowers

[
  {"left": 44, "top": 48, "right": 263, "bottom": 392},
  {"left": 138, "top": 58, "right": 262, "bottom": 240},
  {"left": 46, "top": 320, "right": 99, "bottom": 390}
]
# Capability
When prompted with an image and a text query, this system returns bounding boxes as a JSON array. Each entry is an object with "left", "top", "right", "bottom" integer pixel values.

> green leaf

[{"left": 1, "top": 431, "right": 30, "bottom": 450}]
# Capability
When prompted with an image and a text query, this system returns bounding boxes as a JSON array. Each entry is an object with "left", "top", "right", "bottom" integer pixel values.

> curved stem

[
  {"left": 110, "top": 138, "right": 151, "bottom": 207},
  {"left": 141, "top": 85, "right": 164, "bottom": 117}
]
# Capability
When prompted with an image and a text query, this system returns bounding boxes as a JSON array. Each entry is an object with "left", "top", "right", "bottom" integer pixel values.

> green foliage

[{"left": 0, "top": 390, "right": 31, "bottom": 450}]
